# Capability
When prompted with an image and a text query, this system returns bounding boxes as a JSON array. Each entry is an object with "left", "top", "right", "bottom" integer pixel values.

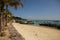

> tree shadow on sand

[{"left": 8, "top": 24, "right": 25, "bottom": 40}]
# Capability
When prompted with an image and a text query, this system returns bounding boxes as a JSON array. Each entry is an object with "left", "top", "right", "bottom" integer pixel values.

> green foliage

[
  {"left": 0, "top": 0, "right": 23, "bottom": 10},
  {"left": 12, "top": 16, "right": 23, "bottom": 20},
  {"left": 0, "top": 0, "right": 24, "bottom": 36}
]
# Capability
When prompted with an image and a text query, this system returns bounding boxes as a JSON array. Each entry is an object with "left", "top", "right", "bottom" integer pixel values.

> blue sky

[{"left": 8, "top": 0, "right": 60, "bottom": 20}]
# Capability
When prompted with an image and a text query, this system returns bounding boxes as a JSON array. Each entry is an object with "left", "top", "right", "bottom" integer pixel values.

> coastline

[{"left": 12, "top": 23, "right": 60, "bottom": 40}]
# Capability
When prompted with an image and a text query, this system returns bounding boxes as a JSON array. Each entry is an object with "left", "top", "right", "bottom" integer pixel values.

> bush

[{"left": 0, "top": 31, "right": 6, "bottom": 37}]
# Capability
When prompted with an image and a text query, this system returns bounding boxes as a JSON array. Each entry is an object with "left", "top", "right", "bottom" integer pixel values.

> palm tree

[
  {"left": 0, "top": 0, "right": 23, "bottom": 36},
  {"left": 4, "top": 10, "right": 13, "bottom": 25},
  {"left": 4, "top": 0, "right": 23, "bottom": 26}
]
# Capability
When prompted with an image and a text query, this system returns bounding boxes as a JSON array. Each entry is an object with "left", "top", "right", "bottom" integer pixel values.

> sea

[{"left": 27, "top": 20, "right": 60, "bottom": 26}]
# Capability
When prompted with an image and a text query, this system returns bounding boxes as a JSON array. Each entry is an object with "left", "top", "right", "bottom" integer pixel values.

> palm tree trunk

[
  {"left": 0, "top": 12, "right": 3, "bottom": 35},
  {"left": 5, "top": 5, "right": 8, "bottom": 26},
  {"left": 0, "top": 13, "right": 1, "bottom": 33},
  {"left": 0, "top": 1, "right": 4, "bottom": 34}
]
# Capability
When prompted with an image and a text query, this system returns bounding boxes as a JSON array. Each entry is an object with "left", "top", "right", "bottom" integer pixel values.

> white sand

[{"left": 12, "top": 23, "right": 60, "bottom": 40}]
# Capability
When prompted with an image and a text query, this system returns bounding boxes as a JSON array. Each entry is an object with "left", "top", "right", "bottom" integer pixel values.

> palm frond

[
  {"left": 10, "top": 1, "right": 23, "bottom": 9},
  {"left": 0, "top": 0, "right": 23, "bottom": 10},
  {"left": 19, "top": 2, "right": 23, "bottom": 8}
]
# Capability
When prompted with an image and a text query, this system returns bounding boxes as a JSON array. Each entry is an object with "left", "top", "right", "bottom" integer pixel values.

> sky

[{"left": 8, "top": 0, "right": 60, "bottom": 20}]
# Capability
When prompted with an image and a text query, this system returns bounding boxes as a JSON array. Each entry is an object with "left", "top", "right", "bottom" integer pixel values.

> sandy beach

[
  {"left": 12, "top": 23, "right": 60, "bottom": 40},
  {"left": 0, "top": 22, "right": 25, "bottom": 40}
]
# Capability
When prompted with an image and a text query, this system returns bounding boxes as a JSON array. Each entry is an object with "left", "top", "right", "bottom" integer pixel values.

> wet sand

[{"left": 12, "top": 23, "right": 60, "bottom": 40}]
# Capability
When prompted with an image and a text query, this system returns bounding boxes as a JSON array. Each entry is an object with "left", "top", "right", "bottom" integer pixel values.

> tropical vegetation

[{"left": 0, "top": 0, "right": 23, "bottom": 36}]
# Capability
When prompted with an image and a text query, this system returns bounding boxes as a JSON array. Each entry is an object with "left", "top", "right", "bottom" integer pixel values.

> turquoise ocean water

[{"left": 27, "top": 20, "right": 60, "bottom": 26}]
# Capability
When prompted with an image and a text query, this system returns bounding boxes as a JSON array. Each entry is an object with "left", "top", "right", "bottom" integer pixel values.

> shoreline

[
  {"left": 17, "top": 23, "right": 60, "bottom": 30},
  {"left": 12, "top": 23, "right": 60, "bottom": 40}
]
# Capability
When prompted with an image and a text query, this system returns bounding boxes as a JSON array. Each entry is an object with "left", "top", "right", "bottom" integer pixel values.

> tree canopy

[{"left": 0, "top": 0, "right": 23, "bottom": 10}]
